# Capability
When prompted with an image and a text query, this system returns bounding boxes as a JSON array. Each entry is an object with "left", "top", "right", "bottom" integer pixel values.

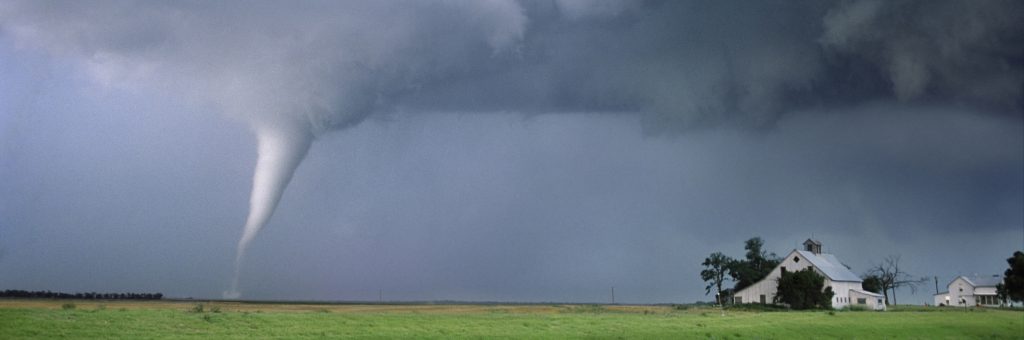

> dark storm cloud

[
  {"left": 821, "top": 0, "right": 1023, "bottom": 106},
  {"left": 1, "top": 0, "right": 1020, "bottom": 132}
]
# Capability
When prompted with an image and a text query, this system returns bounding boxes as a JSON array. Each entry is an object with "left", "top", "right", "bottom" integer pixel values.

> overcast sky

[{"left": 0, "top": 0, "right": 1021, "bottom": 304}]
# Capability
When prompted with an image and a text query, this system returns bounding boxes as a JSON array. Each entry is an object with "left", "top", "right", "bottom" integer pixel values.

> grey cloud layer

[{"left": 2, "top": 0, "right": 1020, "bottom": 135}]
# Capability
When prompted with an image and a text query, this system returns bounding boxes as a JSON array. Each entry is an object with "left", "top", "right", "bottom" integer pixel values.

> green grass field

[{"left": 1, "top": 300, "right": 1021, "bottom": 339}]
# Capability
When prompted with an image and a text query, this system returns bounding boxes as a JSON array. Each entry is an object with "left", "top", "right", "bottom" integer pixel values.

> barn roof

[{"left": 795, "top": 250, "right": 862, "bottom": 282}]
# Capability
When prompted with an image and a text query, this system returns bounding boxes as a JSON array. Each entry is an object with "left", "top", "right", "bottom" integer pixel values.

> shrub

[
  {"left": 775, "top": 268, "right": 834, "bottom": 310},
  {"left": 61, "top": 303, "right": 76, "bottom": 310},
  {"left": 189, "top": 304, "right": 205, "bottom": 313}
]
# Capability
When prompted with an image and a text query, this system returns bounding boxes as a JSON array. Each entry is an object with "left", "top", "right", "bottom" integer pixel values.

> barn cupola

[{"left": 803, "top": 239, "right": 822, "bottom": 254}]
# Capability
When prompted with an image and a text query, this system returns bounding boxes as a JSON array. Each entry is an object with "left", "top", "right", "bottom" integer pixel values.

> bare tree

[{"left": 865, "top": 255, "right": 926, "bottom": 305}]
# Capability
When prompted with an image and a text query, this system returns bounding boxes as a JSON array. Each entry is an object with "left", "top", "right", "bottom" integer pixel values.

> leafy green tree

[
  {"left": 1002, "top": 251, "right": 1024, "bottom": 303},
  {"left": 996, "top": 283, "right": 1009, "bottom": 306},
  {"left": 775, "top": 268, "right": 834, "bottom": 310},
  {"left": 861, "top": 274, "right": 883, "bottom": 294},
  {"left": 729, "top": 237, "right": 781, "bottom": 291},
  {"left": 701, "top": 252, "right": 735, "bottom": 305}
]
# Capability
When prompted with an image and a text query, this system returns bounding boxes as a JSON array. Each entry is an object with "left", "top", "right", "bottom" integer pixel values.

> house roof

[
  {"left": 958, "top": 275, "right": 1003, "bottom": 288},
  {"left": 850, "top": 289, "right": 884, "bottom": 298},
  {"left": 795, "top": 250, "right": 862, "bottom": 282}
]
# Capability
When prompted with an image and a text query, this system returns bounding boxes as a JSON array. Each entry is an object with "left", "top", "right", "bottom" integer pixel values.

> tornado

[{"left": 225, "top": 124, "right": 313, "bottom": 299}]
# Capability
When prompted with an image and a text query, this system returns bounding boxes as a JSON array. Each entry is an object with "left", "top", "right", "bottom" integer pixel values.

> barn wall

[
  {"left": 733, "top": 250, "right": 819, "bottom": 305},
  {"left": 829, "top": 281, "right": 862, "bottom": 309}
]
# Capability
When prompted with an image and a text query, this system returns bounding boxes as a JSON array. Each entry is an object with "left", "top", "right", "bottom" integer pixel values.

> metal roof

[
  {"left": 849, "top": 289, "right": 884, "bottom": 298},
  {"left": 959, "top": 275, "right": 1003, "bottom": 287},
  {"left": 794, "top": 250, "right": 863, "bottom": 282}
]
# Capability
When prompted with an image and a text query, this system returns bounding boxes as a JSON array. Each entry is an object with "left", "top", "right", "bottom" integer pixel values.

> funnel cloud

[
  {"left": 0, "top": 0, "right": 1020, "bottom": 301},
  {"left": 226, "top": 124, "right": 312, "bottom": 298}
]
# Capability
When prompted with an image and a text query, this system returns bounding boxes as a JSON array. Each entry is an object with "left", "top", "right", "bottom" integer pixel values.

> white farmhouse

[
  {"left": 732, "top": 239, "right": 886, "bottom": 310},
  {"left": 933, "top": 275, "right": 1003, "bottom": 307}
]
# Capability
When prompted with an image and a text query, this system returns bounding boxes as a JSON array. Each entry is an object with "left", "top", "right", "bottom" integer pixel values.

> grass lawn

[{"left": 1, "top": 300, "right": 1021, "bottom": 339}]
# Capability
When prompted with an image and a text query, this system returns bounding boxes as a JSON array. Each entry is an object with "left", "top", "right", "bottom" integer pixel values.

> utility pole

[
  {"left": 934, "top": 276, "right": 939, "bottom": 295},
  {"left": 611, "top": 286, "right": 615, "bottom": 304}
]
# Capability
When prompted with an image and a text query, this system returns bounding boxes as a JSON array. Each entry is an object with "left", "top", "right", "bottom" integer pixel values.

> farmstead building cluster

[{"left": 732, "top": 239, "right": 886, "bottom": 310}]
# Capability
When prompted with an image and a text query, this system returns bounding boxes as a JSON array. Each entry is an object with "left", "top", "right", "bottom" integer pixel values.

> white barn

[
  {"left": 933, "top": 275, "right": 1004, "bottom": 307},
  {"left": 732, "top": 239, "right": 885, "bottom": 310}
]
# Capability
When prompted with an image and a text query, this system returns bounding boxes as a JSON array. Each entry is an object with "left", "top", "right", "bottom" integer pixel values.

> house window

[
  {"left": 857, "top": 298, "right": 866, "bottom": 304},
  {"left": 781, "top": 266, "right": 787, "bottom": 274}
]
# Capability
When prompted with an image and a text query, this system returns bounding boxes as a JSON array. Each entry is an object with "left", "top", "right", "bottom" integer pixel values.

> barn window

[
  {"left": 857, "top": 298, "right": 866, "bottom": 304},
  {"left": 793, "top": 257, "right": 799, "bottom": 263}
]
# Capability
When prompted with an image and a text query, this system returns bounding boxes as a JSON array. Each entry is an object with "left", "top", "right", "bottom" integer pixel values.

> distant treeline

[{"left": 0, "top": 290, "right": 163, "bottom": 300}]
